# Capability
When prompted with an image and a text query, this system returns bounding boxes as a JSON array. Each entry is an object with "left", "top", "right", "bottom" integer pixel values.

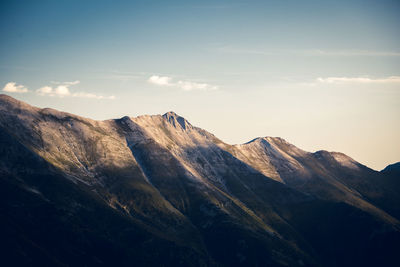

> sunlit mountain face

[{"left": 1, "top": 94, "right": 399, "bottom": 267}]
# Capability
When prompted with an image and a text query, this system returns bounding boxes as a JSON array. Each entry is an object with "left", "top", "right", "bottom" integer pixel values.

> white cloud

[
  {"left": 148, "top": 75, "right": 218, "bottom": 91},
  {"left": 37, "top": 86, "right": 52, "bottom": 94},
  {"left": 37, "top": 85, "right": 71, "bottom": 97},
  {"left": 316, "top": 76, "right": 400, "bottom": 84},
  {"left": 37, "top": 81, "right": 115, "bottom": 99},
  {"left": 2, "top": 82, "right": 28, "bottom": 93},
  {"left": 55, "top": 85, "right": 71, "bottom": 96},
  {"left": 148, "top": 75, "right": 173, "bottom": 86}
]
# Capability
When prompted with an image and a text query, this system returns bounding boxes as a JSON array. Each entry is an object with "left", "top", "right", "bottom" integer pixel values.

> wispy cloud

[
  {"left": 2, "top": 82, "right": 29, "bottom": 93},
  {"left": 217, "top": 46, "right": 400, "bottom": 57},
  {"left": 176, "top": 80, "right": 218, "bottom": 91},
  {"left": 191, "top": 3, "right": 246, "bottom": 9},
  {"left": 310, "top": 50, "right": 400, "bottom": 57},
  {"left": 70, "top": 92, "right": 115, "bottom": 100},
  {"left": 316, "top": 76, "right": 400, "bottom": 84},
  {"left": 148, "top": 75, "right": 218, "bottom": 91},
  {"left": 91, "top": 70, "right": 147, "bottom": 81},
  {"left": 37, "top": 81, "right": 115, "bottom": 99},
  {"left": 51, "top": 80, "right": 80, "bottom": 85}
]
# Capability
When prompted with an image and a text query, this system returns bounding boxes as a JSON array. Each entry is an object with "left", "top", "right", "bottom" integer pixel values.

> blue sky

[{"left": 1, "top": 0, "right": 399, "bottom": 169}]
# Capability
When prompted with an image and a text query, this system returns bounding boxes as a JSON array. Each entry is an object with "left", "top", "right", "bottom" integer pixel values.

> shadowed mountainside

[{"left": 0, "top": 94, "right": 399, "bottom": 267}]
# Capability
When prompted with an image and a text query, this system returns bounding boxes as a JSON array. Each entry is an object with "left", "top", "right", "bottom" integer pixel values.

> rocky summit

[{"left": 0, "top": 94, "right": 399, "bottom": 267}]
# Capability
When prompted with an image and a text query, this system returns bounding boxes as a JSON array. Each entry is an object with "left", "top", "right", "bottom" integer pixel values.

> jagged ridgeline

[{"left": 0, "top": 94, "right": 399, "bottom": 267}]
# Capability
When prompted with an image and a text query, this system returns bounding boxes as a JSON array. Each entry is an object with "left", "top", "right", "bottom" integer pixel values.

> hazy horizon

[{"left": 1, "top": 0, "right": 399, "bottom": 170}]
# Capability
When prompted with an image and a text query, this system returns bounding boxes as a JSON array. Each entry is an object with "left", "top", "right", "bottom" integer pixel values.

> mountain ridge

[
  {"left": 1, "top": 94, "right": 399, "bottom": 267},
  {"left": 0, "top": 93, "right": 387, "bottom": 166}
]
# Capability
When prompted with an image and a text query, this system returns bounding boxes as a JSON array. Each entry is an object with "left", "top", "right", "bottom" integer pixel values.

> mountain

[
  {"left": 382, "top": 162, "right": 400, "bottom": 176},
  {"left": 0, "top": 94, "right": 399, "bottom": 267},
  {"left": 229, "top": 137, "right": 400, "bottom": 221}
]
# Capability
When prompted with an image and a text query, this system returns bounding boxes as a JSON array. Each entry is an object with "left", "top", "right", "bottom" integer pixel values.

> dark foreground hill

[{"left": 0, "top": 94, "right": 399, "bottom": 266}]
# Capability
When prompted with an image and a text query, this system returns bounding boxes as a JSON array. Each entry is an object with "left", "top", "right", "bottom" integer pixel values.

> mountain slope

[
  {"left": 0, "top": 94, "right": 399, "bottom": 267},
  {"left": 382, "top": 162, "right": 400, "bottom": 176},
  {"left": 229, "top": 137, "right": 400, "bottom": 222},
  {"left": 0, "top": 123, "right": 212, "bottom": 266}
]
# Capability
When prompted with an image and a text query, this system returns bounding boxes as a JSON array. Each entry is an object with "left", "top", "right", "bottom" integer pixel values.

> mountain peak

[
  {"left": 244, "top": 136, "right": 288, "bottom": 145},
  {"left": 0, "top": 93, "right": 21, "bottom": 104},
  {"left": 162, "top": 111, "right": 192, "bottom": 130},
  {"left": 163, "top": 111, "right": 179, "bottom": 117},
  {"left": 382, "top": 162, "right": 400, "bottom": 174},
  {"left": 0, "top": 93, "right": 39, "bottom": 113},
  {"left": 0, "top": 93, "right": 12, "bottom": 100}
]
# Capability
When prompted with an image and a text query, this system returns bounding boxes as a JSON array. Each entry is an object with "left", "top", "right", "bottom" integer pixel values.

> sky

[{"left": 1, "top": 0, "right": 399, "bottom": 170}]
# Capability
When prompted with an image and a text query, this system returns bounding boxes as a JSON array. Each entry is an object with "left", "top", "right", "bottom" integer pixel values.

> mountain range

[{"left": 0, "top": 94, "right": 399, "bottom": 267}]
